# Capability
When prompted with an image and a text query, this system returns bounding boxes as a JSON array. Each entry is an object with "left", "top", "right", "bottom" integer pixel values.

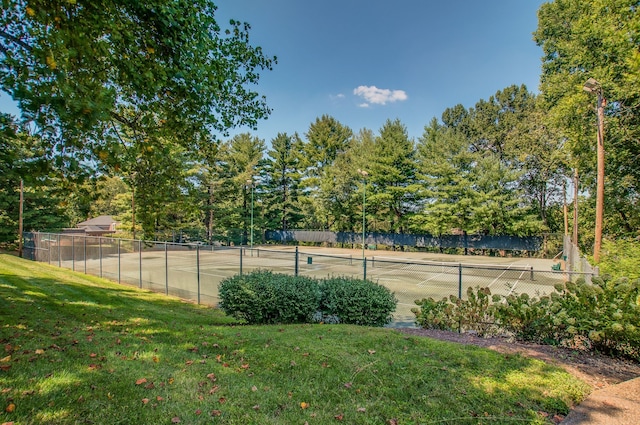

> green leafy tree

[
  {"left": 0, "top": 113, "right": 69, "bottom": 242},
  {"left": 534, "top": 0, "right": 640, "bottom": 237},
  {"left": 0, "top": 0, "right": 276, "bottom": 151}
]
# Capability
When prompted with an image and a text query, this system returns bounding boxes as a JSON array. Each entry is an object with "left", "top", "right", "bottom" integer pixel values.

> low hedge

[
  {"left": 219, "top": 271, "right": 397, "bottom": 327},
  {"left": 413, "top": 275, "right": 640, "bottom": 360}
]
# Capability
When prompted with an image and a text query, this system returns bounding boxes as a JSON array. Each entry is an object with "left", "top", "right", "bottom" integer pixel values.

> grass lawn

[{"left": 0, "top": 254, "right": 589, "bottom": 424}]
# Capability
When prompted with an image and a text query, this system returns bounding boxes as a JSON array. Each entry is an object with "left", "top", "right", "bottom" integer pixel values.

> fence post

[
  {"left": 165, "top": 242, "right": 168, "bottom": 295},
  {"left": 72, "top": 235, "right": 75, "bottom": 271},
  {"left": 99, "top": 237, "right": 102, "bottom": 278},
  {"left": 530, "top": 266, "right": 534, "bottom": 281},
  {"left": 294, "top": 246, "right": 299, "bottom": 276},
  {"left": 240, "top": 248, "right": 243, "bottom": 276},
  {"left": 118, "top": 239, "right": 121, "bottom": 284},
  {"left": 363, "top": 257, "right": 367, "bottom": 280},
  {"left": 196, "top": 245, "right": 201, "bottom": 304},
  {"left": 48, "top": 234, "right": 51, "bottom": 265},
  {"left": 458, "top": 263, "right": 463, "bottom": 299},
  {"left": 139, "top": 239, "right": 142, "bottom": 289},
  {"left": 84, "top": 236, "right": 87, "bottom": 274}
]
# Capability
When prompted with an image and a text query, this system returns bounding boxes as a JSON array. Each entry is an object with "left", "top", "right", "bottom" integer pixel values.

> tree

[
  {"left": 534, "top": 0, "right": 640, "bottom": 238},
  {"left": 0, "top": 0, "right": 276, "bottom": 151},
  {"left": 221, "top": 133, "right": 265, "bottom": 243},
  {"left": 367, "top": 119, "right": 420, "bottom": 233},
  {"left": 0, "top": 113, "right": 70, "bottom": 242},
  {"left": 415, "top": 119, "right": 477, "bottom": 236},
  {"left": 301, "top": 115, "right": 353, "bottom": 229},
  {"left": 262, "top": 133, "right": 305, "bottom": 230}
]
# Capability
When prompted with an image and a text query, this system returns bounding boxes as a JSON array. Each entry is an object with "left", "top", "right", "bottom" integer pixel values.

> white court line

[
  {"left": 486, "top": 263, "right": 517, "bottom": 288},
  {"left": 506, "top": 265, "right": 529, "bottom": 296}
]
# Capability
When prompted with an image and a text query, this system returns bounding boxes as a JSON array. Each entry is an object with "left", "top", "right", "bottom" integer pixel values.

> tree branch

[{"left": 0, "top": 29, "right": 32, "bottom": 51}]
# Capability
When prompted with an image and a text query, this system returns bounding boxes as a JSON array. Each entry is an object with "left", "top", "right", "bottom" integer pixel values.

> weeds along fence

[{"left": 22, "top": 232, "right": 595, "bottom": 326}]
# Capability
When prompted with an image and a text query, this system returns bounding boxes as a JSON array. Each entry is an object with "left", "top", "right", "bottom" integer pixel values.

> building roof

[{"left": 77, "top": 215, "right": 118, "bottom": 227}]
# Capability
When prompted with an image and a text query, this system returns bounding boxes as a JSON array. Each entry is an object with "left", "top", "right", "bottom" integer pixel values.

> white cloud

[
  {"left": 353, "top": 85, "right": 408, "bottom": 106},
  {"left": 358, "top": 103, "right": 370, "bottom": 108},
  {"left": 330, "top": 93, "right": 346, "bottom": 101}
]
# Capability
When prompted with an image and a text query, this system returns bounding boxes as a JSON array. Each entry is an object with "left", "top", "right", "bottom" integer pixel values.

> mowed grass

[{"left": 0, "top": 254, "right": 589, "bottom": 425}]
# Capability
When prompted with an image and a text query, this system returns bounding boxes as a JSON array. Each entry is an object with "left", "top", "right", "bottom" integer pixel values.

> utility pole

[
  {"left": 573, "top": 169, "right": 579, "bottom": 247},
  {"left": 583, "top": 78, "right": 605, "bottom": 262}
]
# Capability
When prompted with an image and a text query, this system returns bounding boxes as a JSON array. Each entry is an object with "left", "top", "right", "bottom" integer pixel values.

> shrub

[
  {"left": 219, "top": 272, "right": 397, "bottom": 327},
  {"left": 218, "top": 271, "right": 320, "bottom": 324},
  {"left": 551, "top": 276, "right": 640, "bottom": 358},
  {"left": 413, "top": 287, "right": 497, "bottom": 336},
  {"left": 412, "top": 297, "right": 457, "bottom": 331},
  {"left": 413, "top": 278, "right": 640, "bottom": 360},
  {"left": 319, "top": 277, "right": 397, "bottom": 327}
]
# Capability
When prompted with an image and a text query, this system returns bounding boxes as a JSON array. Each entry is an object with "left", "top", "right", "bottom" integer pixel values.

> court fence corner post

[
  {"left": 294, "top": 246, "right": 299, "bottom": 276},
  {"left": 118, "top": 238, "right": 121, "bottom": 284},
  {"left": 363, "top": 257, "right": 367, "bottom": 280},
  {"left": 196, "top": 245, "right": 201, "bottom": 304},
  {"left": 458, "top": 263, "right": 463, "bottom": 299},
  {"left": 139, "top": 239, "right": 143, "bottom": 289},
  {"left": 240, "top": 247, "right": 243, "bottom": 276},
  {"left": 165, "top": 242, "right": 168, "bottom": 295}
]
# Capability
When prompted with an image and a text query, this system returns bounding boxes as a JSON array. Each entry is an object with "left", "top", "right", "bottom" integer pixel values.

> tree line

[{"left": 1, "top": 0, "right": 639, "bottom": 257}]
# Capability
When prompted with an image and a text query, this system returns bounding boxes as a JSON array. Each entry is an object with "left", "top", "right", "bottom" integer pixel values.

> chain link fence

[{"left": 22, "top": 232, "right": 595, "bottom": 327}]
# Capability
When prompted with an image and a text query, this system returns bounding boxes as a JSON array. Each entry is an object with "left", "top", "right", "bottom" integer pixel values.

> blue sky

[
  {"left": 0, "top": 0, "right": 546, "bottom": 143},
  {"left": 213, "top": 0, "right": 546, "bottom": 142}
]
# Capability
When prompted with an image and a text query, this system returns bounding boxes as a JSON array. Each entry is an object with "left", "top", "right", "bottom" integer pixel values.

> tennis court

[{"left": 28, "top": 236, "right": 572, "bottom": 327}]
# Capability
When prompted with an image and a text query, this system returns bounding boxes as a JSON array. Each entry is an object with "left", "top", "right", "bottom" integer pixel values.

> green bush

[
  {"left": 219, "top": 272, "right": 397, "bottom": 327},
  {"left": 319, "top": 277, "right": 397, "bottom": 327},
  {"left": 413, "top": 287, "right": 497, "bottom": 336},
  {"left": 412, "top": 297, "right": 457, "bottom": 331},
  {"left": 218, "top": 271, "right": 321, "bottom": 324},
  {"left": 551, "top": 276, "right": 640, "bottom": 358},
  {"left": 413, "top": 278, "right": 640, "bottom": 360}
]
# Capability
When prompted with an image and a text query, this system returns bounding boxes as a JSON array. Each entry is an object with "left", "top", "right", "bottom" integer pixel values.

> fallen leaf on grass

[
  {"left": 35, "top": 349, "right": 44, "bottom": 355},
  {"left": 142, "top": 398, "right": 149, "bottom": 404},
  {"left": 2, "top": 421, "right": 15, "bottom": 425},
  {"left": 5, "top": 403, "right": 16, "bottom": 413},
  {"left": 367, "top": 350, "right": 376, "bottom": 355},
  {"left": 334, "top": 413, "right": 344, "bottom": 420},
  {"left": 210, "top": 410, "right": 221, "bottom": 416},
  {"left": 251, "top": 385, "right": 257, "bottom": 392},
  {"left": 357, "top": 407, "right": 366, "bottom": 413},
  {"left": 156, "top": 396, "right": 163, "bottom": 401},
  {"left": 0, "top": 356, "right": 10, "bottom": 363},
  {"left": 135, "top": 378, "right": 147, "bottom": 385},
  {"left": 171, "top": 417, "right": 180, "bottom": 423},
  {"left": 252, "top": 405, "right": 259, "bottom": 410},
  {"left": 300, "top": 402, "right": 309, "bottom": 409},
  {"left": 195, "top": 409, "right": 202, "bottom": 415}
]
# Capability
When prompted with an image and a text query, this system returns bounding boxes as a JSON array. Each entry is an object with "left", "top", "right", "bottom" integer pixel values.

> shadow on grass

[{"left": 0, "top": 257, "right": 589, "bottom": 424}]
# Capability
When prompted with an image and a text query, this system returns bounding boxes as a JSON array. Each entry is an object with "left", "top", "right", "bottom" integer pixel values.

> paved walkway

[{"left": 561, "top": 376, "right": 640, "bottom": 424}]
